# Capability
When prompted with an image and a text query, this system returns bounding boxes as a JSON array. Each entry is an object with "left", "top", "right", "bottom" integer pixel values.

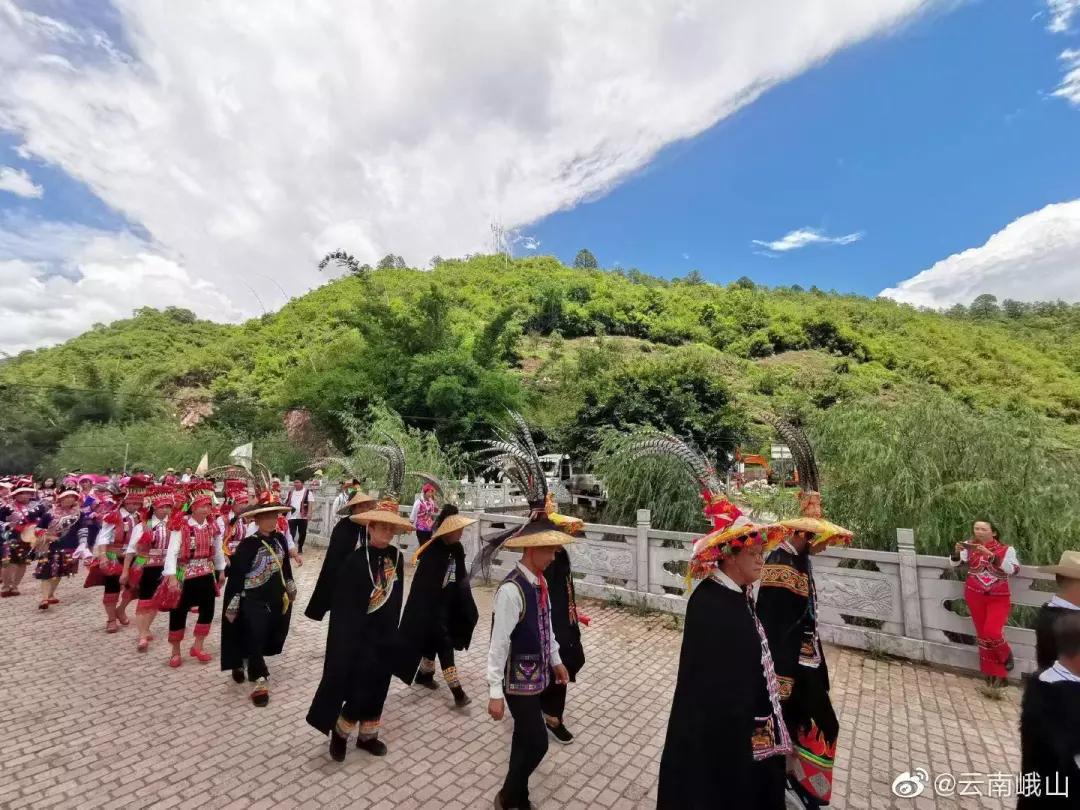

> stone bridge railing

[{"left": 308, "top": 498, "right": 1052, "bottom": 681}]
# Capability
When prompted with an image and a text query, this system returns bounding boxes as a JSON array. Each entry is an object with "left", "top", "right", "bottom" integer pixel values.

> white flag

[
  {"left": 229, "top": 442, "right": 253, "bottom": 471},
  {"left": 195, "top": 452, "right": 209, "bottom": 474}
]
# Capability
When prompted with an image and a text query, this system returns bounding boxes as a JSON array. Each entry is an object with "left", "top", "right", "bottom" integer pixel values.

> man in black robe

[
  {"left": 221, "top": 501, "right": 296, "bottom": 706},
  {"left": 539, "top": 546, "right": 586, "bottom": 744},
  {"left": 658, "top": 535, "right": 790, "bottom": 810},
  {"left": 1034, "top": 551, "right": 1080, "bottom": 670},
  {"left": 399, "top": 505, "right": 479, "bottom": 707},
  {"left": 304, "top": 491, "right": 376, "bottom": 622},
  {"left": 757, "top": 531, "right": 839, "bottom": 808},
  {"left": 1018, "top": 611, "right": 1080, "bottom": 808},
  {"left": 305, "top": 502, "right": 413, "bottom": 761}
]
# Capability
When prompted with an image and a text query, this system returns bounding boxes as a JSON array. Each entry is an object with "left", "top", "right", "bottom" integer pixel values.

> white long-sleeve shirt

[
  {"left": 486, "top": 562, "right": 562, "bottom": 700},
  {"left": 949, "top": 545, "right": 1020, "bottom": 575},
  {"left": 162, "top": 518, "right": 226, "bottom": 576}
]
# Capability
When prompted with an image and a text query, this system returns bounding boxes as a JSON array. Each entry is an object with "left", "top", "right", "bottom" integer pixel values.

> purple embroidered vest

[{"left": 502, "top": 567, "right": 552, "bottom": 696}]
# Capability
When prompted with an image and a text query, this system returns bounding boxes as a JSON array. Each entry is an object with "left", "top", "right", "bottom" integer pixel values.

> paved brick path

[{"left": 0, "top": 549, "right": 1022, "bottom": 809}]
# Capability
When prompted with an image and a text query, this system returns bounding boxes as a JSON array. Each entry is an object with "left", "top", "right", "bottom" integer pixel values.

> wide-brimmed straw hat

[
  {"left": 1041, "top": 550, "right": 1080, "bottom": 580},
  {"left": 779, "top": 516, "right": 853, "bottom": 547},
  {"left": 502, "top": 515, "right": 577, "bottom": 549},
  {"left": 351, "top": 500, "right": 414, "bottom": 534},
  {"left": 240, "top": 501, "right": 292, "bottom": 520},
  {"left": 432, "top": 513, "right": 477, "bottom": 540},
  {"left": 337, "top": 490, "right": 379, "bottom": 516}
]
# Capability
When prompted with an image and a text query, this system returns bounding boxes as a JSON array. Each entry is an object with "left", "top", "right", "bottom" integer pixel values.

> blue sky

[
  {"left": 529, "top": 0, "right": 1080, "bottom": 295},
  {"left": 1, "top": 0, "right": 1079, "bottom": 352}
]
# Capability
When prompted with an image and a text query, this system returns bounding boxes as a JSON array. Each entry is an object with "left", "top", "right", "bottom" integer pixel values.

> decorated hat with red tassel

[
  {"left": 120, "top": 473, "right": 155, "bottom": 499},
  {"left": 184, "top": 479, "right": 216, "bottom": 509},
  {"left": 148, "top": 484, "right": 176, "bottom": 510},
  {"left": 10, "top": 476, "right": 36, "bottom": 496}
]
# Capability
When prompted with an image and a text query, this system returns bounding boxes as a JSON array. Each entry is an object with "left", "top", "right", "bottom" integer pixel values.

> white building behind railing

[{"left": 307, "top": 495, "right": 1051, "bottom": 681}]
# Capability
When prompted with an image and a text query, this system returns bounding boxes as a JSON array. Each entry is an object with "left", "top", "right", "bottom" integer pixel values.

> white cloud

[
  {"left": 1047, "top": 0, "right": 1080, "bottom": 32},
  {"left": 0, "top": 165, "right": 42, "bottom": 198},
  {"left": 880, "top": 199, "right": 1080, "bottom": 308},
  {"left": 752, "top": 227, "right": 863, "bottom": 253},
  {"left": 0, "top": 0, "right": 934, "bottom": 350},
  {"left": 0, "top": 219, "right": 241, "bottom": 353},
  {"left": 1054, "top": 49, "right": 1080, "bottom": 106}
]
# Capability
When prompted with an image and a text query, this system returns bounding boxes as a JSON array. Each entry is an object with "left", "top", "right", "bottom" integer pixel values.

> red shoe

[
  {"left": 10, "top": 589, "right": 19, "bottom": 596},
  {"left": 189, "top": 646, "right": 212, "bottom": 664},
  {"left": 168, "top": 654, "right": 182, "bottom": 668},
  {"left": 38, "top": 601, "right": 49, "bottom": 610},
  {"left": 0, "top": 591, "right": 12, "bottom": 598},
  {"left": 47, "top": 598, "right": 59, "bottom": 605},
  {"left": 105, "top": 620, "right": 118, "bottom": 634},
  {"left": 137, "top": 637, "right": 150, "bottom": 653}
]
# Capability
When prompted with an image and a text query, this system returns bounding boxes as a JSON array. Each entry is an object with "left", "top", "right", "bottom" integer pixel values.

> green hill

[{"left": 3, "top": 255, "right": 1079, "bottom": 559}]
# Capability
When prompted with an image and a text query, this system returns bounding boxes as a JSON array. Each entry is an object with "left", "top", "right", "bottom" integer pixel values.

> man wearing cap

[
  {"left": 121, "top": 484, "right": 175, "bottom": 652},
  {"left": 485, "top": 514, "right": 573, "bottom": 810},
  {"left": 305, "top": 488, "right": 378, "bottom": 622},
  {"left": 401, "top": 504, "right": 479, "bottom": 708},
  {"left": 1, "top": 478, "right": 37, "bottom": 598},
  {"left": 221, "top": 497, "right": 296, "bottom": 707},
  {"left": 1035, "top": 551, "right": 1080, "bottom": 670},
  {"left": 306, "top": 496, "right": 413, "bottom": 761}
]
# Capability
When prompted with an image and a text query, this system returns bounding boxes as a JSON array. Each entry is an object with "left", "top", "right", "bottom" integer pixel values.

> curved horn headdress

[{"left": 358, "top": 433, "right": 406, "bottom": 500}]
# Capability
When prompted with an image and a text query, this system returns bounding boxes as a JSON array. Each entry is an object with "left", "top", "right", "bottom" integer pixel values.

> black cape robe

[
  {"left": 305, "top": 544, "right": 412, "bottom": 735},
  {"left": 543, "top": 547, "right": 585, "bottom": 678},
  {"left": 657, "top": 577, "right": 786, "bottom": 810},
  {"left": 1018, "top": 672, "right": 1080, "bottom": 808},
  {"left": 304, "top": 516, "right": 365, "bottom": 622},
  {"left": 220, "top": 531, "right": 294, "bottom": 672},
  {"left": 398, "top": 539, "right": 479, "bottom": 676},
  {"left": 757, "top": 545, "right": 838, "bottom": 807}
]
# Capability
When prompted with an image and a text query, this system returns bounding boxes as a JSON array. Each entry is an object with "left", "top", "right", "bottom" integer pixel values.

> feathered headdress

[
  {"left": 759, "top": 415, "right": 852, "bottom": 547},
  {"left": 476, "top": 409, "right": 547, "bottom": 507},
  {"left": 470, "top": 412, "right": 576, "bottom": 581},
  {"left": 350, "top": 434, "right": 414, "bottom": 533},
  {"left": 622, "top": 432, "right": 741, "bottom": 531}
]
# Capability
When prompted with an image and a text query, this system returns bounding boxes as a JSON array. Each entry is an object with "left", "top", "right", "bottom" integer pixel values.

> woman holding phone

[{"left": 950, "top": 520, "right": 1020, "bottom": 686}]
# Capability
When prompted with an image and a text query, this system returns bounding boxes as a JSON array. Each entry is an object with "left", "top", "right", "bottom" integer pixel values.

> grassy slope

[{"left": 3, "top": 255, "right": 1078, "bottom": 440}]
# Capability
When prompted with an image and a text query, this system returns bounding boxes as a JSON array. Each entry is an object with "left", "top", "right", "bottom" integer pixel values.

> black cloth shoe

[
  {"left": 451, "top": 686, "right": 471, "bottom": 708},
  {"left": 329, "top": 729, "right": 348, "bottom": 762},
  {"left": 1004, "top": 652, "right": 1015, "bottom": 672},
  {"left": 356, "top": 737, "right": 388, "bottom": 756},
  {"left": 547, "top": 722, "right": 574, "bottom": 745},
  {"left": 250, "top": 678, "right": 269, "bottom": 707},
  {"left": 231, "top": 668, "right": 245, "bottom": 684},
  {"left": 414, "top": 671, "right": 438, "bottom": 690}
]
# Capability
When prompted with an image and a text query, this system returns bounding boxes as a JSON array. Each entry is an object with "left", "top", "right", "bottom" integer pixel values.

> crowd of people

[{"left": 2, "top": 413, "right": 1079, "bottom": 809}]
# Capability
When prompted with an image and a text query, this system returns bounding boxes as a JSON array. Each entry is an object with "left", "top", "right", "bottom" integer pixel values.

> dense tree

[
  {"left": 376, "top": 253, "right": 407, "bottom": 270},
  {"left": 969, "top": 293, "right": 1001, "bottom": 319},
  {"left": 572, "top": 248, "right": 598, "bottom": 269}
]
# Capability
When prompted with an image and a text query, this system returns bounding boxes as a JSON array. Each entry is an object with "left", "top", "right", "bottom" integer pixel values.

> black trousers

[
  {"left": 288, "top": 519, "right": 308, "bottom": 553},
  {"left": 341, "top": 663, "right": 392, "bottom": 725},
  {"left": 422, "top": 627, "right": 455, "bottom": 670},
  {"left": 137, "top": 565, "right": 164, "bottom": 601},
  {"left": 539, "top": 682, "right": 567, "bottom": 721},
  {"left": 241, "top": 599, "right": 275, "bottom": 680},
  {"left": 103, "top": 573, "right": 122, "bottom": 595},
  {"left": 501, "top": 694, "right": 548, "bottom": 809},
  {"left": 168, "top": 575, "right": 216, "bottom": 633}
]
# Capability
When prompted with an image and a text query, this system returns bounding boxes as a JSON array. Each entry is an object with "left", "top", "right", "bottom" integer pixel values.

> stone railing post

[
  {"left": 896, "top": 528, "right": 924, "bottom": 640},
  {"left": 636, "top": 509, "right": 651, "bottom": 595}
]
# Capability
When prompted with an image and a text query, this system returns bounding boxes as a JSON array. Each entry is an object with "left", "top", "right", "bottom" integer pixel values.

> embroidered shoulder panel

[{"left": 760, "top": 562, "right": 809, "bottom": 597}]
